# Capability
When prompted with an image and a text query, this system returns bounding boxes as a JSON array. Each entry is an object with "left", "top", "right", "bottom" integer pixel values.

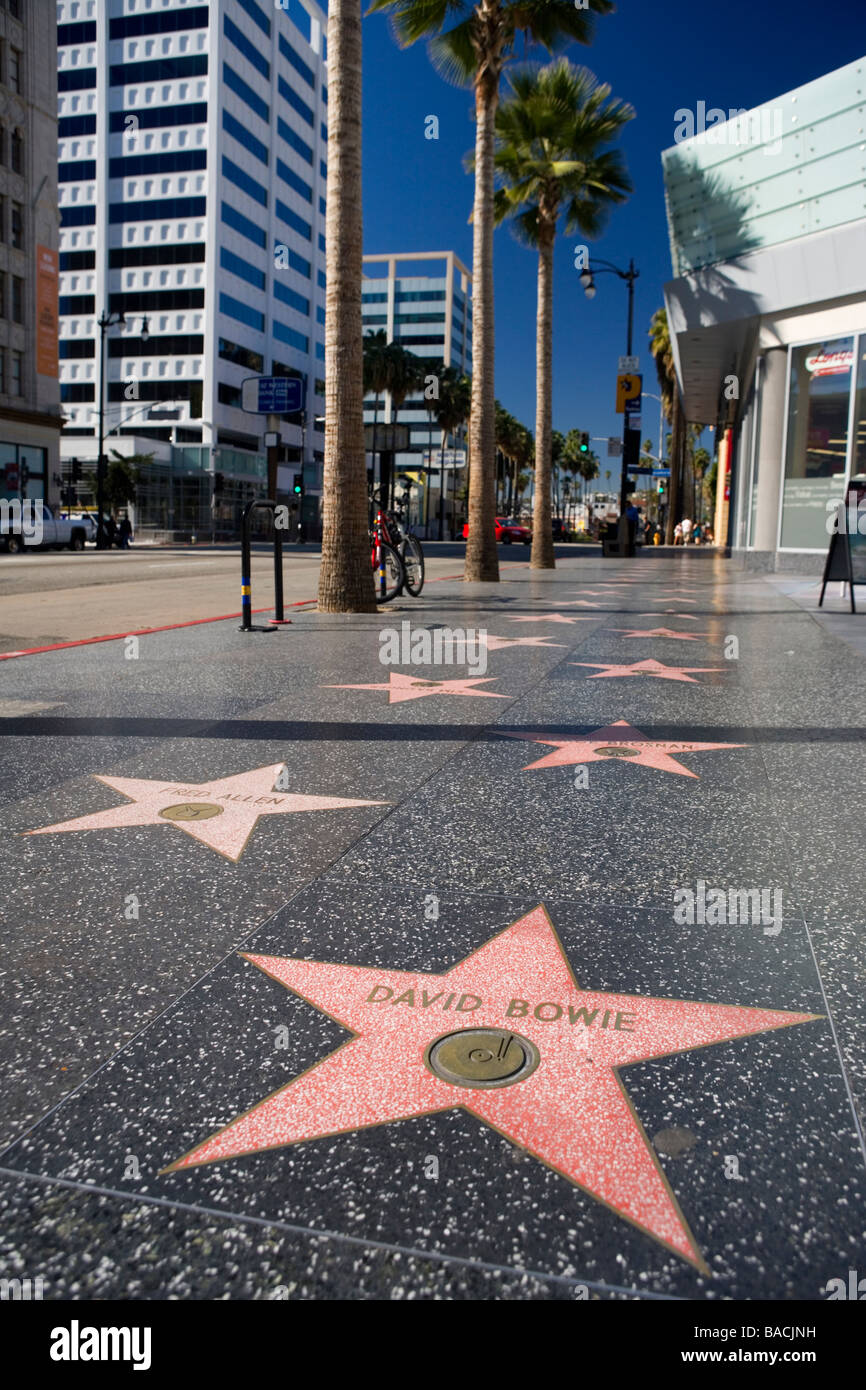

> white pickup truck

[{"left": 0, "top": 501, "right": 89, "bottom": 554}]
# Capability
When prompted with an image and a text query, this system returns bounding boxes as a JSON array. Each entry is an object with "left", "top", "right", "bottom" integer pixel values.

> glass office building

[
  {"left": 361, "top": 250, "right": 472, "bottom": 535},
  {"left": 56, "top": 0, "right": 328, "bottom": 536},
  {"left": 662, "top": 57, "right": 866, "bottom": 570}
]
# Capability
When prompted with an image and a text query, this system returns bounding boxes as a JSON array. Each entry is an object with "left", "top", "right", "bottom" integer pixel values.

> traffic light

[
  {"left": 657, "top": 478, "right": 666, "bottom": 495},
  {"left": 579, "top": 432, "right": 589, "bottom": 453},
  {"left": 71, "top": 458, "right": 82, "bottom": 483},
  {"left": 293, "top": 474, "right": 304, "bottom": 498}
]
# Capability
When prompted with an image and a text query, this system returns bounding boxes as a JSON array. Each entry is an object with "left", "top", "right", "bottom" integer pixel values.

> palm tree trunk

[
  {"left": 318, "top": 0, "right": 375, "bottom": 611},
  {"left": 531, "top": 231, "right": 555, "bottom": 568},
  {"left": 665, "top": 393, "right": 684, "bottom": 545},
  {"left": 465, "top": 55, "right": 500, "bottom": 583}
]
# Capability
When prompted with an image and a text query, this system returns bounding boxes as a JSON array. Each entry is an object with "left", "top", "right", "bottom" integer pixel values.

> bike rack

[{"left": 239, "top": 499, "right": 290, "bottom": 632}]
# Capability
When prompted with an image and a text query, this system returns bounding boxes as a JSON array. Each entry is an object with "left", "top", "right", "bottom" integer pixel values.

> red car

[{"left": 462, "top": 516, "right": 532, "bottom": 545}]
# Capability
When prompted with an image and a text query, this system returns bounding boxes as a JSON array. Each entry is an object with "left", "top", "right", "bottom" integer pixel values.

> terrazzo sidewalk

[{"left": 0, "top": 552, "right": 864, "bottom": 1301}]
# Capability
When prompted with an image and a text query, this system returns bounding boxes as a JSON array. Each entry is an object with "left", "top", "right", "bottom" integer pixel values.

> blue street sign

[
  {"left": 652, "top": 468, "right": 671, "bottom": 478},
  {"left": 242, "top": 375, "right": 304, "bottom": 414}
]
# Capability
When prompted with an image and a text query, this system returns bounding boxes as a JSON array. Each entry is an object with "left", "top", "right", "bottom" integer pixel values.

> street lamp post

[
  {"left": 96, "top": 310, "right": 148, "bottom": 548},
  {"left": 580, "top": 257, "right": 639, "bottom": 519}
]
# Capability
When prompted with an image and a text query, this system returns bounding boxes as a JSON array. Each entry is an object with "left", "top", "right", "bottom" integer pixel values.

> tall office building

[
  {"left": 361, "top": 251, "right": 472, "bottom": 533},
  {"left": 0, "top": 0, "right": 61, "bottom": 510},
  {"left": 56, "top": 0, "right": 328, "bottom": 536}
]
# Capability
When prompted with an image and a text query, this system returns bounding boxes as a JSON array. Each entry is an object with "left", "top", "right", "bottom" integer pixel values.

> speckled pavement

[{"left": 0, "top": 553, "right": 864, "bottom": 1301}]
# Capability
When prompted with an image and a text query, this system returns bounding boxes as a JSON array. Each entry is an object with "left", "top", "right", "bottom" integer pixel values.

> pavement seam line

[{"left": 0, "top": 1165, "right": 682, "bottom": 1301}]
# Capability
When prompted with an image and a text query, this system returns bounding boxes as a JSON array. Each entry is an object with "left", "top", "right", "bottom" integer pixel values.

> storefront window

[
  {"left": 0, "top": 444, "right": 46, "bottom": 502},
  {"left": 851, "top": 338, "right": 866, "bottom": 478},
  {"left": 780, "top": 337, "right": 853, "bottom": 548}
]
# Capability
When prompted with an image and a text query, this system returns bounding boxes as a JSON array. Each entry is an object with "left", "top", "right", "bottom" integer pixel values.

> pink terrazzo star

[
  {"left": 607, "top": 628, "right": 713, "bottom": 642},
  {"left": 164, "top": 905, "right": 819, "bottom": 1268},
  {"left": 24, "top": 765, "right": 385, "bottom": 862},
  {"left": 481, "top": 635, "right": 567, "bottom": 650},
  {"left": 507, "top": 613, "right": 596, "bottom": 625},
  {"left": 326, "top": 672, "right": 509, "bottom": 703},
  {"left": 571, "top": 658, "right": 724, "bottom": 684},
  {"left": 499, "top": 719, "right": 745, "bottom": 778}
]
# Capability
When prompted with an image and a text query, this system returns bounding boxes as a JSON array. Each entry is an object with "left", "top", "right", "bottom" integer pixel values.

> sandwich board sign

[{"left": 819, "top": 475, "right": 866, "bottom": 613}]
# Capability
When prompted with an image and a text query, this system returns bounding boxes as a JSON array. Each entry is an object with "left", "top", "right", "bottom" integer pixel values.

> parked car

[
  {"left": 1, "top": 501, "right": 88, "bottom": 554},
  {"left": 462, "top": 516, "right": 532, "bottom": 545}
]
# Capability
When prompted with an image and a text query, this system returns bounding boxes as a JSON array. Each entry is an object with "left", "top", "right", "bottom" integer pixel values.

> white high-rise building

[{"left": 56, "top": 0, "right": 328, "bottom": 535}]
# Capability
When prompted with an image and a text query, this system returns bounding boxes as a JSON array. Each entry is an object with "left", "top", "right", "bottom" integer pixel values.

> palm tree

[
  {"left": 369, "top": 0, "right": 614, "bottom": 583},
  {"left": 432, "top": 366, "right": 472, "bottom": 538},
  {"left": 692, "top": 445, "right": 710, "bottom": 526},
  {"left": 649, "top": 306, "right": 685, "bottom": 546},
  {"left": 491, "top": 60, "right": 632, "bottom": 568},
  {"left": 364, "top": 328, "right": 392, "bottom": 505},
  {"left": 318, "top": 0, "right": 376, "bottom": 611}
]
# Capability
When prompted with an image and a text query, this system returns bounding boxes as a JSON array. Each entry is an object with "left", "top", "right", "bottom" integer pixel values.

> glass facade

[
  {"left": 0, "top": 444, "right": 46, "bottom": 501},
  {"left": 780, "top": 336, "right": 855, "bottom": 549}
]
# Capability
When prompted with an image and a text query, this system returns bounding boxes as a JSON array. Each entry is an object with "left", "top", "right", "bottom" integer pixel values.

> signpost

[
  {"left": 607, "top": 437, "right": 622, "bottom": 458},
  {"left": 241, "top": 376, "right": 306, "bottom": 503},
  {"left": 819, "top": 476, "right": 866, "bottom": 613}
]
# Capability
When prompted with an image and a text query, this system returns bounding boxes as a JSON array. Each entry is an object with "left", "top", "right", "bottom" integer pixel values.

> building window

[
  {"left": 218, "top": 337, "right": 263, "bottom": 373},
  {"left": 10, "top": 129, "right": 22, "bottom": 175},
  {"left": 0, "top": 272, "right": 4, "bottom": 317},
  {"left": 9, "top": 48, "right": 21, "bottom": 95},
  {"left": 11, "top": 350, "right": 22, "bottom": 395},
  {"left": 0, "top": 349, "right": 5, "bottom": 394},
  {"left": 780, "top": 337, "right": 854, "bottom": 550},
  {"left": 11, "top": 202, "right": 22, "bottom": 249},
  {"left": 11, "top": 275, "right": 22, "bottom": 322},
  {"left": 0, "top": 196, "right": 5, "bottom": 242}
]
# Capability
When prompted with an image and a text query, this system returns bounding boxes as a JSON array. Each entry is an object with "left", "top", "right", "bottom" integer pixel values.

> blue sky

[{"left": 361, "top": 0, "right": 864, "bottom": 478}]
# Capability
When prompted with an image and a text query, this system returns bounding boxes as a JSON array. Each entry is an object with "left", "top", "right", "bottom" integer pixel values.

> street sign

[
  {"left": 607, "top": 437, "right": 622, "bottom": 458},
  {"left": 628, "top": 467, "right": 654, "bottom": 475},
  {"left": 364, "top": 424, "right": 410, "bottom": 452},
  {"left": 618, "top": 355, "right": 639, "bottom": 373},
  {"left": 616, "top": 373, "right": 642, "bottom": 413},
  {"left": 242, "top": 376, "right": 304, "bottom": 414},
  {"left": 422, "top": 448, "right": 466, "bottom": 469},
  {"left": 652, "top": 468, "right": 671, "bottom": 478}
]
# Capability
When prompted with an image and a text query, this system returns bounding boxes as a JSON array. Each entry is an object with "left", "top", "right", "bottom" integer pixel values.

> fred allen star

[
  {"left": 164, "top": 906, "right": 819, "bottom": 1267},
  {"left": 24, "top": 764, "right": 386, "bottom": 862}
]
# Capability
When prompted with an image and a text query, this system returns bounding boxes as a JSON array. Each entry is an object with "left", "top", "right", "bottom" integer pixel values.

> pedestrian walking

[
  {"left": 674, "top": 521, "right": 683, "bottom": 546},
  {"left": 119, "top": 516, "right": 132, "bottom": 549},
  {"left": 681, "top": 517, "right": 693, "bottom": 545}
]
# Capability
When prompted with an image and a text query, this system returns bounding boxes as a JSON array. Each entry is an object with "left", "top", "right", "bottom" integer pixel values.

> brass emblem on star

[
  {"left": 425, "top": 1027, "right": 540, "bottom": 1089},
  {"left": 158, "top": 802, "right": 225, "bottom": 822}
]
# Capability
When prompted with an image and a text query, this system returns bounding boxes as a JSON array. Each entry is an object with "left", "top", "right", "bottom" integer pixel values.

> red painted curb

[
  {"left": 0, "top": 600, "right": 318, "bottom": 661},
  {"left": 0, "top": 568, "right": 468, "bottom": 662}
]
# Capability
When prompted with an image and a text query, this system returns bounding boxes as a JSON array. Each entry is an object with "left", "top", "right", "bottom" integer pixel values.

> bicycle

[
  {"left": 372, "top": 486, "right": 425, "bottom": 597},
  {"left": 370, "top": 488, "right": 406, "bottom": 603}
]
